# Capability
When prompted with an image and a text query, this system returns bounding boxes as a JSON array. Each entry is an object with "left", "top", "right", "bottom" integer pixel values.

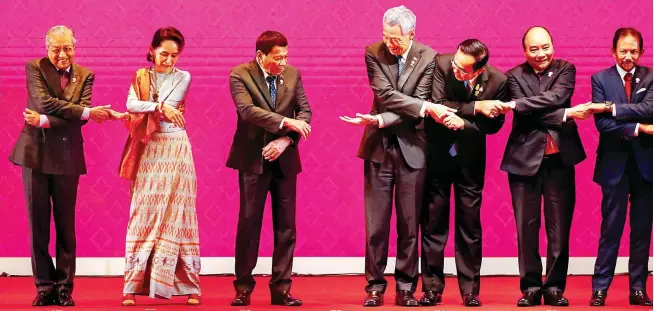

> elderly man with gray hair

[
  {"left": 9, "top": 25, "right": 113, "bottom": 307},
  {"left": 341, "top": 5, "right": 453, "bottom": 307}
]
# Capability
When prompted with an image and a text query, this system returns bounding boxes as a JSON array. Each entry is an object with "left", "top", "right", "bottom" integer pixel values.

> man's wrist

[{"left": 603, "top": 101, "right": 613, "bottom": 114}]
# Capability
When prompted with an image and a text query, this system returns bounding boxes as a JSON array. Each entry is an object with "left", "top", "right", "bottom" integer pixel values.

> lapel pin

[
  {"left": 636, "top": 78, "right": 640, "bottom": 83},
  {"left": 547, "top": 72, "right": 553, "bottom": 77},
  {"left": 72, "top": 77, "right": 77, "bottom": 83}
]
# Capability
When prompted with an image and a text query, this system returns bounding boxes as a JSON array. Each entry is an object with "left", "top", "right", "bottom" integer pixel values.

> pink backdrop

[{"left": 0, "top": 0, "right": 652, "bottom": 258}]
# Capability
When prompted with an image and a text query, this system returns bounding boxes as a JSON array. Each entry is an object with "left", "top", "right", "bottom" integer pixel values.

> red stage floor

[{"left": 0, "top": 275, "right": 650, "bottom": 310}]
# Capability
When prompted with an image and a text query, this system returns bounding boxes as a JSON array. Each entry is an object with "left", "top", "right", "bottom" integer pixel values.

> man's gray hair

[
  {"left": 45, "top": 25, "right": 77, "bottom": 47},
  {"left": 382, "top": 5, "right": 416, "bottom": 35}
]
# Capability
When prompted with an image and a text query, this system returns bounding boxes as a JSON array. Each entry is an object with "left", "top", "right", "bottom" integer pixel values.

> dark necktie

[
  {"left": 266, "top": 75, "right": 277, "bottom": 108},
  {"left": 397, "top": 55, "right": 404, "bottom": 81},
  {"left": 624, "top": 72, "right": 633, "bottom": 102},
  {"left": 464, "top": 81, "right": 473, "bottom": 95},
  {"left": 59, "top": 69, "right": 69, "bottom": 90}
]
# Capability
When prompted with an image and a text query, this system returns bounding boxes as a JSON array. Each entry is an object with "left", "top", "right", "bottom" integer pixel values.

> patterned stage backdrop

[{"left": 0, "top": 0, "right": 652, "bottom": 258}]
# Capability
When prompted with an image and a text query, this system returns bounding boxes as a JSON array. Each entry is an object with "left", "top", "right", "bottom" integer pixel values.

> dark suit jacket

[
  {"left": 427, "top": 54, "right": 507, "bottom": 174},
  {"left": 226, "top": 60, "right": 312, "bottom": 175},
  {"left": 592, "top": 65, "right": 653, "bottom": 187},
  {"left": 356, "top": 41, "right": 437, "bottom": 169},
  {"left": 501, "top": 59, "right": 586, "bottom": 176},
  {"left": 9, "top": 57, "right": 93, "bottom": 175}
]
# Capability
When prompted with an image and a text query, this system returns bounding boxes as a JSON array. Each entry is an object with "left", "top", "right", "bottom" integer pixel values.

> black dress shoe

[
  {"left": 463, "top": 294, "right": 482, "bottom": 307},
  {"left": 364, "top": 290, "right": 383, "bottom": 307},
  {"left": 56, "top": 291, "right": 75, "bottom": 307},
  {"left": 517, "top": 291, "right": 541, "bottom": 307},
  {"left": 230, "top": 290, "right": 251, "bottom": 306},
  {"left": 271, "top": 291, "right": 302, "bottom": 306},
  {"left": 543, "top": 291, "right": 569, "bottom": 306},
  {"left": 629, "top": 290, "right": 653, "bottom": 306},
  {"left": 32, "top": 291, "right": 55, "bottom": 306},
  {"left": 395, "top": 290, "right": 419, "bottom": 307},
  {"left": 419, "top": 291, "right": 442, "bottom": 306},
  {"left": 589, "top": 290, "right": 606, "bottom": 306}
]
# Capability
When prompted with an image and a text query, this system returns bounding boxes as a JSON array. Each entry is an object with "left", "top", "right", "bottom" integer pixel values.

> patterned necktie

[
  {"left": 266, "top": 75, "right": 277, "bottom": 108},
  {"left": 59, "top": 69, "right": 69, "bottom": 90},
  {"left": 624, "top": 72, "right": 633, "bottom": 102},
  {"left": 397, "top": 55, "right": 405, "bottom": 80}
]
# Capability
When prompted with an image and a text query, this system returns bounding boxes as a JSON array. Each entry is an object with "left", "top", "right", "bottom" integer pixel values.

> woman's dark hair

[{"left": 147, "top": 27, "right": 185, "bottom": 62}]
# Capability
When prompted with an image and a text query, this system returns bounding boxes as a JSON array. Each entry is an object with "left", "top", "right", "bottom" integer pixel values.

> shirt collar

[
  {"left": 400, "top": 40, "right": 413, "bottom": 60},
  {"left": 257, "top": 62, "right": 276, "bottom": 80},
  {"left": 616, "top": 64, "right": 635, "bottom": 81}
]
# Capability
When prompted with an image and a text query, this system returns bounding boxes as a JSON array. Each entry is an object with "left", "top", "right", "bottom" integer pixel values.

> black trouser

[
  {"left": 421, "top": 155, "right": 484, "bottom": 296},
  {"left": 23, "top": 167, "right": 79, "bottom": 294},
  {"left": 364, "top": 141, "right": 424, "bottom": 293},
  {"left": 234, "top": 163, "right": 298, "bottom": 294},
  {"left": 508, "top": 155, "right": 575, "bottom": 293}
]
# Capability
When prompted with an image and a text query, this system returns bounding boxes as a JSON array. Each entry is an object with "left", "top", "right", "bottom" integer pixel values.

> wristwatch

[{"left": 604, "top": 101, "right": 614, "bottom": 113}]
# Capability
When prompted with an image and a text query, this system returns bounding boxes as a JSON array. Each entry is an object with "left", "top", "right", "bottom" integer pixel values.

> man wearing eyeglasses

[
  {"left": 500, "top": 26, "right": 586, "bottom": 307},
  {"left": 416, "top": 39, "right": 508, "bottom": 307},
  {"left": 8, "top": 25, "right": 112, "bottom": 307}
]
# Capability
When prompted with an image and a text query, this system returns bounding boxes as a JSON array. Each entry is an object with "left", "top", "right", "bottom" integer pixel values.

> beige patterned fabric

[{"left": 123, "top": 130, "right": 201, "bottom": 298}]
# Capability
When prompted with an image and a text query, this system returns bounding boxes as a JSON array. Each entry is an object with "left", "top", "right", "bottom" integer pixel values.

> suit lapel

[
  {"left": 398, "top": 44, "right": 421, "bottom": 90},
  {"left": 471, "top": 70, "right": 489, "bottom": 99},
  {"left": 62, "top": 64, "right": 80, "bottom": 101},
  {"left": 520, "top": 63, "right": 540, "bottom": 95},
  {"left": 631, "top": 65, "right": 647, "bottom": 102},
  {"left": 382, "top": 47, "right": 399, "bottom": 90},
  {"left": 40, "top": 57, "right": 64, "bottom": 99},
  {"left": 248, "top": 61, "right": 274, "bottom": 110},
  {"left": 608, "top": 66, "right": 629, "bottom": 104},
  {"left": 538, "top": 61, "right": 558, "bottom": 93},
  {"left": 275, "top": 71, "right": 286, "bottom": 110}
]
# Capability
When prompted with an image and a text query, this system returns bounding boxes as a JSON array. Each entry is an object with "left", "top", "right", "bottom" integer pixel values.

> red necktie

[
  {"left": 624, "top": 72, "right": 633, "bottom": 102},
  {"left": 59, "top": 69, "right": 69, "bottom": 90},
  {"left": 536, "top": 71, "right": 559, "bottom": 155}
]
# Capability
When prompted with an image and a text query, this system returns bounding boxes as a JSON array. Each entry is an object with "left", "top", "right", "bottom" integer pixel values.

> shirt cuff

[
  {"left": 376, "top": 115, "right": 385, "bottom": 128},
  {"left": 420, "top": 102, "right": 428, "bottom": 118},
  {"left": 279, "top": 118, "right": 285, "bottom": 129},
  {"left": 612, "top": 104, "right": 616, "bottom": 117},
  {"left": 562, "top": 109, "right": 568, "bottom": 122},
  {"left": 81, "top": 107, "right": 91, "bottom": 120},
  {"left": 635, "top": 123, "right": 640, "bottom": 136},
  {"left": 39, "top": 115, "right": 50, "bottom": 128},
  {"left": 509, "top": 101, "right": 516, "bottom": 110}
]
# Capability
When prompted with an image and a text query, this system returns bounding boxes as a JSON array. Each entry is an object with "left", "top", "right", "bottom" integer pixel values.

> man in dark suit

[
  {"left": 340, "top": 5, "right": 455, "bottom": 307},
  {"left": 227, "top": 30, "right": 312, "bottom": 307},
  {"left": 420, "top": 39, "right": 507, "bottom": 307},
  {"left": 359, "top": 39, "right": 508, "bottom": 307},
  {"left": 9, "top": 25, "right": 110, "bottom": 307},
  {"left": 500, "top": 26, "right": 587, "bottom": 307},
  {"left": 586, "top": 28, "right": 653, "bottom": 307}
]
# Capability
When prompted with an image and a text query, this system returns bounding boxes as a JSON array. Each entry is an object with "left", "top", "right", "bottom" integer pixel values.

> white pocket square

[{"left": 636, "top": 88, "right": 646, "bottom": 94}]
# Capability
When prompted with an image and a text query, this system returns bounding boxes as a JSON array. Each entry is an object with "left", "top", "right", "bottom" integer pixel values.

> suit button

[{"left": 63, "top": 137, "right": 68, "bottom": 141}]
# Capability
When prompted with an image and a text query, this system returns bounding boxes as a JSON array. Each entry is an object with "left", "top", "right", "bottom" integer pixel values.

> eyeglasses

[
  {"left": 451, "top": 56, "right": 474, "bottom": 75},
  {"left": 49, "top": 46, "right": 75, "bottom": 54}
]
